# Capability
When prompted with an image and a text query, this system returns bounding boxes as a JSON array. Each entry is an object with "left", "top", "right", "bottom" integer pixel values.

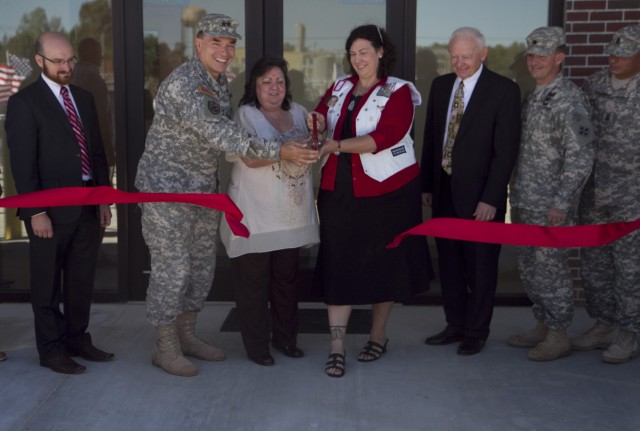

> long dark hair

[
  {"left": 344, "top": 24, "right": 397, "bottom": 78},
  {"left": 239, "top": 56, "right": 292, "bottom": 110}
]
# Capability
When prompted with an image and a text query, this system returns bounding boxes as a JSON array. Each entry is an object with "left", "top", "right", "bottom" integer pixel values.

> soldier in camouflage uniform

[
  {"left": 508, "top": 27, "right": 595, "bottom": 361},
  {"left": 135, "top": 14, "right": 317, "bottom": 376},
  {"left": 573, "top": 25, "right": 640, "bottom": 364}
]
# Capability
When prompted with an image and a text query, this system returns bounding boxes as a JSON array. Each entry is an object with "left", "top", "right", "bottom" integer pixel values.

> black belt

[{"left": 82, "top": 179, "right": 94, "bottom": 187}]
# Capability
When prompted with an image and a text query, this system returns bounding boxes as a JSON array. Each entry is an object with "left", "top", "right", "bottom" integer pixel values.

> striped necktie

[
  {"left": 442, "top": 81, "right": 464, "bottom": 175},
  {"left": 60, "top": 86, "right": 92, "bottom": 178}
]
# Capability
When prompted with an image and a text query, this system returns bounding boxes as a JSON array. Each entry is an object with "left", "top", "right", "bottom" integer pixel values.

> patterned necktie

[
  {"left": 442, "top": 81, "right": 464, "bottom": 175},
  {"left": 60, "top": 86, "right": 92, "bottom": 178}
]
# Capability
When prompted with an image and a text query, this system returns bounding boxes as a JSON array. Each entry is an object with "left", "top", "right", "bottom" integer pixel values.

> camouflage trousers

[
  {"left": 512, "top": 208, "right": 575, "bottom": 329},
  {"left": 141, "top": 202, "right": 221, "bottom": 327},
  {"left": 579, "top": 203, "right": 640, "bottom": 333}
]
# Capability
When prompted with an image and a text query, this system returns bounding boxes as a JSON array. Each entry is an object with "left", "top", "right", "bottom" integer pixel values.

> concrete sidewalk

[{"left": 0, "top": 302, "right": 638, "bottom": 431}]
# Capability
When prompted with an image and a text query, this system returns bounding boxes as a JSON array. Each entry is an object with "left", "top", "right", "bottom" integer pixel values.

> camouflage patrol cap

[
  {"left": 197, "top": 13, "right": 242, "bottom": 40},
  {"left": 605, "top": 25, "right": 640, "bottom": 57},
  {"left": 525, "top": 27, "right": 565, "bottom": 56}
]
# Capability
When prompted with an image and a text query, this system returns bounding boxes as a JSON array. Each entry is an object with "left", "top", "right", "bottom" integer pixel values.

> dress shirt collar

[
  {"left": 41, "top": 72, "right": 74, "bottom": 109},
  {"left": 453, "top": 64, "right": 483, "bottom": 105},
  {"left": 41, "top": 72, "right": 67, "bottom": 95}
]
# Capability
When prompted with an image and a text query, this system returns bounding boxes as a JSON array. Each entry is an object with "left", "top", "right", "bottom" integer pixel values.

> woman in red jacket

[{"left": 311, "top": 24, "right": 433, "bottom": 378}]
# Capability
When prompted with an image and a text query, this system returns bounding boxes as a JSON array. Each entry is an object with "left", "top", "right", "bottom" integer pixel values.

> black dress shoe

[
  {"left": 425, "top": 327, "right": 464, "bottom": 345},
  {"left": 40, "top": 355, "right": 86, "bottom": 374},
  {"left": 457, "top": 338, "right": 486, "bottom": 356},
  {"left": 249, "top": 353, "right": 275, "bottom": 366},
  {"left": 271, "top": 342, "right": 304, "bottom": 358},
  {"left": 67, "top": 344, "right": 114, "bottom": 362}
]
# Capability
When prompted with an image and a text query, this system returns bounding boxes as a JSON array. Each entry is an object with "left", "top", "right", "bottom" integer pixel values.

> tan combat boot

[
  {"left": 152, "top": 324, "right": 198, "bottom": 377},
  {"left": 528, "top": 328, "right": 571, "bottom": 362},
  {"left": 602, "top": 330, "right": 638, "bottom": 364},
  {"left": 571, "top": 321, "right": 618, "bottom": 351},
  {"left": 507, "top": 321, "right": 548, "bottom": 348},
  {"left": 176, "top": 312, "right": 225, "bottom": 361}
]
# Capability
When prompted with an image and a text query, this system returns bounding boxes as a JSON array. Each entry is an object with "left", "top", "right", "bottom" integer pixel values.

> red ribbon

[
  {"left": 0, "top": 186, "right": 249, "bottom": 237},
  {"left": 386, "top": 217, "right": 640, "bottom": 249},
  {"left": 5, "top": 187, "right": 638, "bottom": 248}
]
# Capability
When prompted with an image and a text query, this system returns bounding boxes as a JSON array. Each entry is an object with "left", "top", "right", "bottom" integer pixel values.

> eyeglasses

[{"left": 39, "top": 54, "right": 78, "bottom": 66}]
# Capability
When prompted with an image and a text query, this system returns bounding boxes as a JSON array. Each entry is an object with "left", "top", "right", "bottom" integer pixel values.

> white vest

[{"left": 326, "top": 76, "right": 421, "bottom": 182}]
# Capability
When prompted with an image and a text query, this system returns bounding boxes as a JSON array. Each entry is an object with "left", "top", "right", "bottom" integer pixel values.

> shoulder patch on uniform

[
  {"left": 207, "top": 100, "right": 221, "bottom": 115},
  {"left": 199, "top": 85, "right": 217, "bottom": 98},
  {"left": 542, "top": 91, "right": 556, "bottom": 106}
]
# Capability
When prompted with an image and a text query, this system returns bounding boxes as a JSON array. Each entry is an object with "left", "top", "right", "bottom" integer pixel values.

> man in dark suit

[
  {"left": 421, "top": 27, "right": 521, "bottom": 355},
  {"left": 5, "top": 32, "right": 113, "bottom": 374}
]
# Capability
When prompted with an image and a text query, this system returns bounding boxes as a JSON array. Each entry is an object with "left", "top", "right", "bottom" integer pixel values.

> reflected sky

[
  {"left": 282, "top": 0, "right": 547, "bottom": 49},
  {"left": 416, "top": 0, "right": 548, "bottom": 46},
  {"left": 1, "top": 0, "right": 547, "bottom": 49}
]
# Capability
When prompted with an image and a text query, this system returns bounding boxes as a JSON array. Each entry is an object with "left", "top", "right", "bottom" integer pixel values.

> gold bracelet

[{"left": 334, "top": 140, "right": 342, "bottom": 156}]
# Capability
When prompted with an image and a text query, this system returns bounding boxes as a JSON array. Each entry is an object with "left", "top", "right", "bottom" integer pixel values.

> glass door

[
  {"left": 414, "top": 0, "right": 549, "bottom": 302},
  {"left": 0, "top": 0, "right": 117, "bottom": 300}
]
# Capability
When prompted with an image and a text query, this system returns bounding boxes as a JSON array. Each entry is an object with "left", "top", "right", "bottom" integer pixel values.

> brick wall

[
  {"left": 564, "top": 0, "right": 640, "bottom": 85},
  {"left": 564, "top": 1, "right": 639, "bottom": 302}
]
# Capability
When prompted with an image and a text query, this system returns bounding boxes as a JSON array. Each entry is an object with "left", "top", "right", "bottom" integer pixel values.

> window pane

[
  {"left": 414, "top": 0, "right": 549, "bottom": 177},
  {"left": 281, "top": 0, "right": 386, "bottom": 284},
  {"left": 283, "top": 0, "right": 386, "bottom": 111},
  {"left": 0, "top": 0, "right": 116, "bottom": 295},
  {"left": 415, "top": 0, "right": 549, "bottom": 154},
  {"left": 142, "top": 1, "right": 245, "bottom": 132},
  {"left": 414, "top": 0, "right": 549, "bottom": 300},
  {"left": 141, "top": 2, "right": 246, "bottom": 300}
]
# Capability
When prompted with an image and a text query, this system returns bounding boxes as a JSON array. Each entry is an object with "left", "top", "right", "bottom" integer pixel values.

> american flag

[
  {"left": 8, "top": 52, "right": 33, "bottom": 77},
  {"left": 0, "top": 64, "right": 17, "bottom": 104},
  {"left": 0, "top": 52, "right": 33, "bottom": 103}
]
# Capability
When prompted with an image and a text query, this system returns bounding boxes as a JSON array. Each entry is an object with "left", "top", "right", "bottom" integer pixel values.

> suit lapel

[{"left": 37, "top": 77, "right": 76, "bottom": 138}]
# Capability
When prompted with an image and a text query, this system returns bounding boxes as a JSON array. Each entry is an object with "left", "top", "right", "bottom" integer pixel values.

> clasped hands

[{"left": 279, "top": 111, "right": 334, "bottom": 165}]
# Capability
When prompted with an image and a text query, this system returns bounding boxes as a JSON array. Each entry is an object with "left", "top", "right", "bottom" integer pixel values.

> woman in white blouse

[{"left": 220, "top": 57, "right": 319, "bottom": 366}]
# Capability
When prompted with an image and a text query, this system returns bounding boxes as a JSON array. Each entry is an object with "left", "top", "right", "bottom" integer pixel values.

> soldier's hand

[
  {"left": 547, "top": 207, "right": 566, "bottom": 225},
  {"left": 280, "top": 141, "right": 318, "bottom": 165}
]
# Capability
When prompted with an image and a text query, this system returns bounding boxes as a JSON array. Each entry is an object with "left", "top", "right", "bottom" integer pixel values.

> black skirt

[{"left": 312, "top": 171, "right": 433, "bottom": 305}]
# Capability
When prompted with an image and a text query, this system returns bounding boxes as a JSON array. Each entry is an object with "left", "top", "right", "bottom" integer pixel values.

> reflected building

[{"left": 0, "top": 0, "right": 568, "bottom": 303}]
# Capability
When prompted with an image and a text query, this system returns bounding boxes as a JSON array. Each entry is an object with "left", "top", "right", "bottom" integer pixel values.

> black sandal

[
  {"left": 357, "top": 339, "right": 388, "bottom": 362},
  {"left": 324, "top": 352, "right": 346, "bottom": 378}
]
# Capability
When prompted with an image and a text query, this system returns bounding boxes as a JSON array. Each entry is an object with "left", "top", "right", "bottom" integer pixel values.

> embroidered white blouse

[{"left": 220, "top": 102, "right": 320, "bottom": 258}]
